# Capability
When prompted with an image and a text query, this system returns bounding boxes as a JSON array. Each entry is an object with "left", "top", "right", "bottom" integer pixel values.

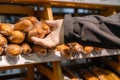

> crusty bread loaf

[
  {"left": 67, "top": 42, "right": 83, "bottom": 53},
  {"left": 56, "top": 44, "right": 71, "bottom": 58},
  {"left": 104, "top": 60, "right": 120, "bottom": 72},
  {"left": 14, "top": 19, "right": 33, "bottom": 32},
  {"left": 5, "top": 44, "right": 22, "bottom": 56},
  {"left": 21, "top": 42, "right": 32, "bottom": 54},
  {"left": 19, "top": 16, "right": 38, "bottom": 25},
  {"left": 8, "top": 31, "right": 25, "bottom": 44},
  {"left": 0, "top": 34, "right": 7, "bottom": 47},
  {"left": 83, "top": 46, "right": 94, "bottom": 54},
  {"left": 27, "top": 22, "right": 46, "bottom": 42},
  {"left": 39, "top": 22, "right": 51, "bottom": 35},
  {"left": 82, "top": 71, "right": 99, "bottom": 80},
  {"left": 100, "top": 68, "right": 120, "bottom": 80},
  {"left": 32, "top": 45, "right": 47, "bottom": 55},
  {"left": 91, "top": 67, "right": 110, "bottom": 80},
  {"left": 0, "top": 47, "right": 4, "bottom": 55},
  {"left": 0, "top": 23, "right": 13, "bottom": 36}
]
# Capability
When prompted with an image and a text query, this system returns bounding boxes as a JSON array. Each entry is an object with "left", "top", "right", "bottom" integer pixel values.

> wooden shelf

[
  {"left": 49, "top": 1, "right": 120, "bottom": 9},
  {"left": 0, "top": 49, "right": 120, "bottom": 67},
  {"left": 0, "top": 0, "right": 49, "bottom": 5},
  {"left": 0, "top": 1, "right": 119, "bottom": 80}
]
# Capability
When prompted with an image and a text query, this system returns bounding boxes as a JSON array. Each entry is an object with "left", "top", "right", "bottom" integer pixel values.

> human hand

[{"left": 31, "top": 19, "right": 64, "bottom": 48}]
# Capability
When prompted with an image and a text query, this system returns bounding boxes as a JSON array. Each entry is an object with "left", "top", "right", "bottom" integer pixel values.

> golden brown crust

[
  {"left": 56, "top": 44, "right": 71, "bottom": 58},
  {"left": 20, "top": 16, "right": 38, "bottom": 25},
  {"left": 27, "top": 22, "right": 48, "bottom": 42},
  {"left": 40, "top": 22, "right": 51, "bottom": 35},
  {"left": 83, "top": 46, "right": 94, "bottom": 54},
  {"left": 21, "top": 42, "right": 32, "bottom": 54},
  {"left": 5, "top": 44, "right": 22, "bottom": 56},
  {"left": 100, "top": 68, "right": 120, "bottom": 80},
  {"left": 91, "top": 67, "right": 110, "bottom": 80},
  {"left": 32, "top": 45, "right": 47, "bottom": 55},
  {"left": 0, "top": 47, "right": 4, "bottom": 55},
  {"left": 105, "top": 60, "right": 120, "bottom": 72},
  {"left": 8, "top": 31, "right": 25, "bottom": 44},
  {"left": 82, "top": 71, "right": 99, "bottom": 80},
  {"left": 0, "top": 23, "right": 13, "bottom": 36},
  {"left": 67, "top": 42, "right": 83, "bottom": 53},
  {"left": 14, "top": 19, "right": 33, "bottom": 32},
  {"left": 0, "top": 34, "right": 7, "bottom": 47}
]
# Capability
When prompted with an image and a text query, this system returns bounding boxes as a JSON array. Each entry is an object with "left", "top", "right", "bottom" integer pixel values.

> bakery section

[{"left": 0, "top": 0, "right": 120, "bottom": 80}]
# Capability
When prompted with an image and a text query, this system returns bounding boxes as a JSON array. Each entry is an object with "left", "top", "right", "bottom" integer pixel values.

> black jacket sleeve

[{"left": 63, "top": 13, "right": 120, "bottom": 48}]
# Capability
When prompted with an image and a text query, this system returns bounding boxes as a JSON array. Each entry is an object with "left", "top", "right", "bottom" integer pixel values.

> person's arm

[
  {"left": 63, "top": 13, "right": 120, "bottom": 48},
  {"left": 31, "top": 13, "right": 120, "bottom": 48}
]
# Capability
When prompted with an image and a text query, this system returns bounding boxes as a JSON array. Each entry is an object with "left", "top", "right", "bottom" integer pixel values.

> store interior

[{"left": 0, "top": 0, "right": 120, "bottom": 80}]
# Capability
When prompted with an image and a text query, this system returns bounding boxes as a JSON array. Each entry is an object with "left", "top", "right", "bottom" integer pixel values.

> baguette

[
  {"left": 91, "top": 67, "right": 110, "bottom": 80},
  {"left": 56, "top": 44, "right": 71, "bottom": 58},
  {"left": 101, "top": 68, "right": 120, "bottom": 80},
  {"left": 82, "top": 71, "right": 99, "bottom": 80},
  {"left": 104, "top": 60, "right": 120, "bottom": 72}
]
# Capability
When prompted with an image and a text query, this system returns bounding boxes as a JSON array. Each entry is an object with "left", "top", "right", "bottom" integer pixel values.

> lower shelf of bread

[{"left": 0, "top": 49, "right": 120, "bottom": 67}]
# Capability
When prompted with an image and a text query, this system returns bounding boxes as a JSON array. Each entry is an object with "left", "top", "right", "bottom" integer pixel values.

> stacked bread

[
  {"left": 63, "top": 64, "right": 120, "bottom": 80},
  {"left": 0, "top": 16, "right": 53, "bottom": 57},
  {"left": 56, "top": 42, "right": 103, "bottom": 58}
]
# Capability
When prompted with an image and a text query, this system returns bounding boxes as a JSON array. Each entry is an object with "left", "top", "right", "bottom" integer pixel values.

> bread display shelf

[
  {"left": 0, "top": 52, "right": 60, "bottom": 67},
  {"left": 0, "top": 49, "right": 119, "bottom": 67},
  {"left": 55, "top": 49, "right": 120, "bottom": 59}
]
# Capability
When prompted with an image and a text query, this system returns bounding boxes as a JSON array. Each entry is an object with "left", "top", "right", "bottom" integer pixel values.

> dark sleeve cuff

[{"left": 63, "top": 14, "right": 80, "bottom": 43}]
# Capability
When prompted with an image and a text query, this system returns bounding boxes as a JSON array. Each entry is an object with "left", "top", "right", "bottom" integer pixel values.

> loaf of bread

[
  {"left": 27, "top": 22, "right": 46, "bottom": 42},
  {"left": 0, "top": 34, "right": 7, "bottom": 47},
  {"left": 104, "top": 60, "right": 120, "bottom": 72},
  {"left": 21, "top": 42, "right": 32, "bottom": 54},
  {"left": 19, "top": 16, "right": 38, "bottom": 25},
  {"left": 91, "top": 67, "right": 110, "bottom": 80},
  {"left": 38, "top": 22, "right": 51, "bottom": 35},
  {"left": 5, "top": 44, "right": 22, "bottom": 56},
  {"left": 100, "top": 68, "right": 120, "bottom": 80},
  {"left": 93, "top": 47, "right": 103, "bottom": 52},
  {"left": 82, "top": 71, "right": 99, "bottom": 80},
  {"left": 8, "top": 31, "right": 25, "bottom": 44},
  {"left": 32, "top": 45, "right": 47, "bottom": 55},
  {"left": 14, "top": 19, "right": 33, "bottom": 32},
  {"left": 67, "top": 42, "right": 83, "bottom": 53},
  {"left": 0, "top": 23, "right": 13, "bottom": 36},
  {"left": 0, "top": 47, "right": 4, "bottom": 55},
  {"left": 56, "top": 44, "right": 71, "bottom": 58},
  {"left": 83, "top": 46, "right": 94, "bottom": 54}
]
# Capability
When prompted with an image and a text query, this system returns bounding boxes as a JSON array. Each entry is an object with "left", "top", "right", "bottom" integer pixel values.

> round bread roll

[
  {"left": 21, "top": 42, "right": 32, "bottom": 54},
  {"left": 39, "top": 22, "right": 51, "bottom": 35},
  {"left": 14, "top": 19, "right": 33, "bottom": 32},
  {"left": 20, "top": 16, "right": 38, "bottom": 24},
  {"left": 0, "top": 34, "right": 7, "bottom": 47},
  {"left": 0, "top": 23, "right": 13, "bottom": 36},
  {"left": 56, "top": 44, "right": 71, "bottom": 58},
  {"left": 83, "top": 46, "right": 94, "bottom": 54},
  {"left": 5, "top": 44, "right": 22, "bottom": 56},
  {"left": 68, "top": 42, "right": 83, "bottom": 53},
  {"left": 0, "top": 47, "right": 4, "bottom": 55},
  {"left": 32, "top": 45, "right": 47, "bottom": 55},
  {"left": 8, "top": 31, "right": 25, "bottom": 44},
  {"left": 94, "top": 47, "right": 103, "bottom": 52},
  {"left": 27, "top": 24, "right": 46, "bottom": 42}
]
